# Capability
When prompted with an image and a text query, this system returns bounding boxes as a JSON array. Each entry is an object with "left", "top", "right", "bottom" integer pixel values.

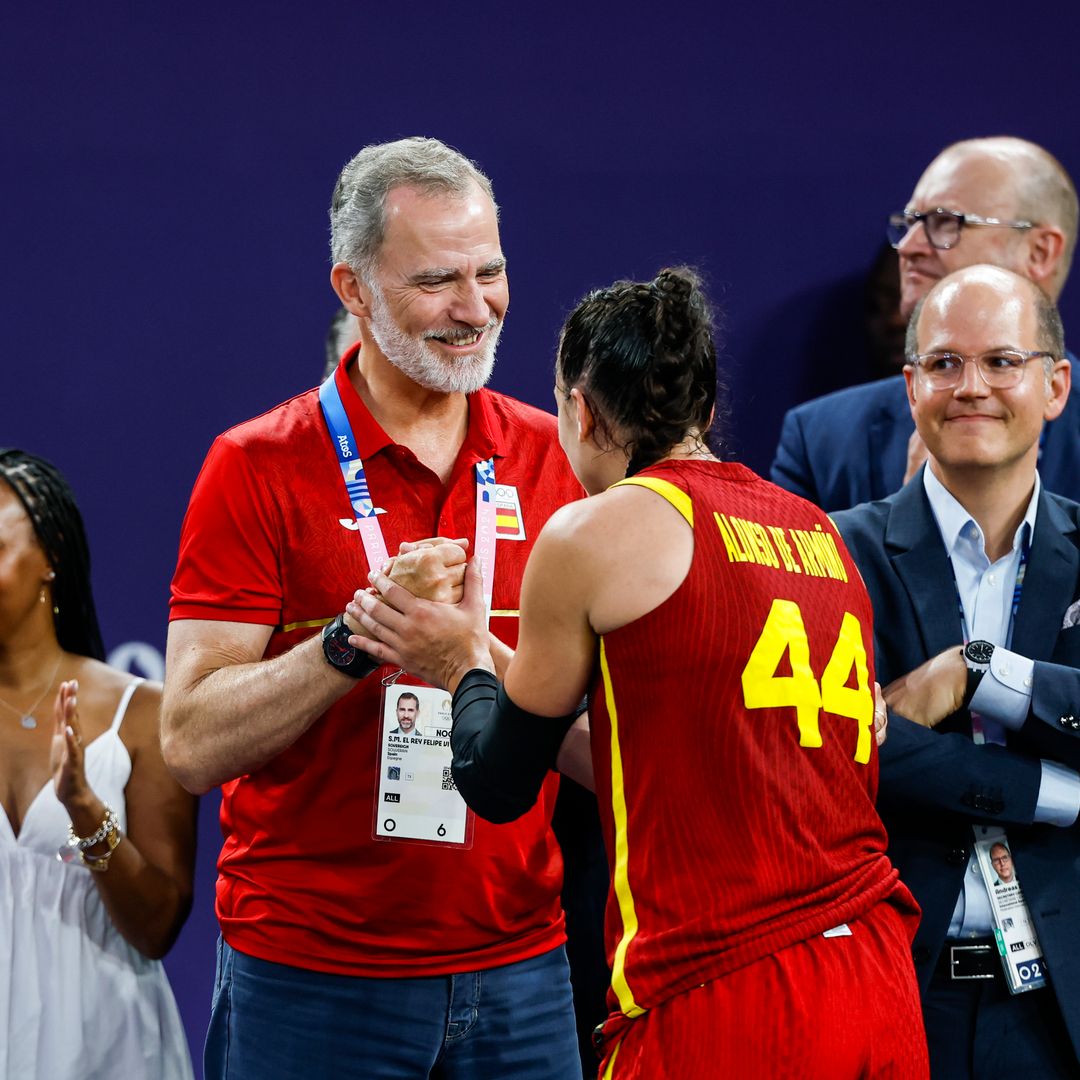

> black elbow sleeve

[{"left": 450, "top": 670, "right": 577, "bottom": 824}]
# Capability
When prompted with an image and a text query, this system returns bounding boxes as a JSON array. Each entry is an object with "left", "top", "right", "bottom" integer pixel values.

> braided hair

[
  {"left": 0, "top": 449, "right": 105, "bottom": 661},
  {"left": 556, "top": 267, "right": 723, "bottom": 476}
]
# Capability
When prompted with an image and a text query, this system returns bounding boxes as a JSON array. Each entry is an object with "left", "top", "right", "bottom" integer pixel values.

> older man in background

[{"left": 771, "top": 136, "right": 1080, "bottom": 511}]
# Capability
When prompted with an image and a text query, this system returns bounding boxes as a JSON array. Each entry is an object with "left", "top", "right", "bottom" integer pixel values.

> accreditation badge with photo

[
  {"left": 319, "top": 380, "right": 493, "bottom": 854},
  {"left": 973, "top": 825, "right": 1046, "bottom": 993},
  {"left": 373, "top": 678, "right": 474, "bottom": 849}
]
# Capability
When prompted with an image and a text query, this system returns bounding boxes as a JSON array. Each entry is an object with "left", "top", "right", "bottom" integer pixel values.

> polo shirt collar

[{"left": 463, "top": 384, "right": 508, "bottom": 461}]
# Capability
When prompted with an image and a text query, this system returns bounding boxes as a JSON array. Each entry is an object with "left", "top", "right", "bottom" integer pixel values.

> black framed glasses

[
  {"left": 907, "top": 349, "right": 1055, "bottom": 391},
  {"left": 887, "top": 208, "right": 1034, "bottom": 250}
]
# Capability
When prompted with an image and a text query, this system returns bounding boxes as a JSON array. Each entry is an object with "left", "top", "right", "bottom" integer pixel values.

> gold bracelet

[
  {"left": 57, "top": 804, "right": 122, "bottom": 868},
  {"left": 81, "top": 826, "right": 123, "bottom": 872}
]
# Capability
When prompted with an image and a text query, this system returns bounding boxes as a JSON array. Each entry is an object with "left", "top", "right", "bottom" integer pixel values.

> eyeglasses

[
  {"left": 907, "top": 349, "right": 1054, "bottom": 391},
  {"left": 991, "top": 854, "right": 1012, "bottom": 866},
  {"left": 887, "top": 208, "right": 1034, "bottom": 250}
]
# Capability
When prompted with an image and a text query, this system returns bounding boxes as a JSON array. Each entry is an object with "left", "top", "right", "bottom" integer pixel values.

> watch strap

[
  {"left": 322, "top": 614, "right": 380, "bottom": 679},
  {"left": 961, "top": 641, "right": 994, "bottom": 710},
  {"left": 963, "top": 664, "right": 986, "bottom": 710}
]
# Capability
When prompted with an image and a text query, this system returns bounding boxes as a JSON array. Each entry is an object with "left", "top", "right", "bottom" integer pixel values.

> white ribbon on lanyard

[{"left": 473, "top": 458, "right": 497, "bottom": 619}]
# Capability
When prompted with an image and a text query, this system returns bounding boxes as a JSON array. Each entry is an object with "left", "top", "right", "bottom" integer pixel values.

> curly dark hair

[
  {"left": 0, "top": 449, "right": 105, "bottom": 660},
  {"left": 556, "top": 266, "right": 724, "bottom": 476}
]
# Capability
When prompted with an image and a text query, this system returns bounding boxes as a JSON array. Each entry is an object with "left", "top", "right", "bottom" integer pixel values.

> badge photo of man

[{"left": 390, "top": 691, "right": 422, "bottom": 737}]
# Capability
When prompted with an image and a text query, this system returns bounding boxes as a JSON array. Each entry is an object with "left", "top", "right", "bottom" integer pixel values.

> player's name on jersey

[{"left": 713, "top": 513, "right": 848, "bottom": 583}]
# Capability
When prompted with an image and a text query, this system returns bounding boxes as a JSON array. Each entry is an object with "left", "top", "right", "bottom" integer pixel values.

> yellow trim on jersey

[
  {"left": 489, "top": 609, "right": 519, "bottom": 617},
  {"left": 611, "top": 476, "right": 694, "bottom": 528},
  {"left": 282, "top": 617, "right": 334, "bottom": 633},
  {"left": 602, "top": 1039, "right": 622, "bottom": 1079},
  {"left": 600, "top": 637, "right": 646, "bottom": 1019}
]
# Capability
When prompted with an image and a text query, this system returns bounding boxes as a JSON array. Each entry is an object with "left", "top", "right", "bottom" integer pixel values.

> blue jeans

[{"left": 205, "top": 938, "right": 583, "bottom": 1080}]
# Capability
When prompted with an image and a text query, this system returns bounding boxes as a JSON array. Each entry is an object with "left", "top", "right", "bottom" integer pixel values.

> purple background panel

[{"left": 5, "top": 4, "right": 1080, "bottom": 1072}]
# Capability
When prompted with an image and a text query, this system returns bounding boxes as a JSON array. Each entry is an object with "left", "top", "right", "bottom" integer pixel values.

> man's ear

[
  {"left": 903, "top": 363, "right": 918, "bottom": 408},
  {"left": 330, "top": 262, "right": 373, "bottom": 318},
  {"left": 1025, "top": 225, "right": 1067, "bottom": 291},
  {"left": 1044, "top": 357, "right": 1072, "bottom": 422},
  {"left": 571, "top": 387, "right": 596, "bottom": 443}
]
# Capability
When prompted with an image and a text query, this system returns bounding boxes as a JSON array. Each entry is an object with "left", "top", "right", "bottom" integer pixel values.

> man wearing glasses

[
  {"left": 771, "top": 136, "right": 1080, "bottom": 512},
  {"left": 834, "top": 264, "right": 1080, "bottom": 1077}
]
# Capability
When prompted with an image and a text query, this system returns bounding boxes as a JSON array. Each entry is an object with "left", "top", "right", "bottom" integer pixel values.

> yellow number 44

[{"left": 741, "top": 598, "right": 873, "bottom": 764}]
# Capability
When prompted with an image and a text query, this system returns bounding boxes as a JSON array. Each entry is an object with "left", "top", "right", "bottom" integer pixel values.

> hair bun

[
  {"left": 555, "top": 265, "right": 722, "bottom": 476},
  {"left": 652, "top": 267, "right": 704, "bottom": 353}
]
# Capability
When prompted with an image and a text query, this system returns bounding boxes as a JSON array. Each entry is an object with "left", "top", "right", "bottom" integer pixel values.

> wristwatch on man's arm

[
  {"left": 322, "top": 614, "right": 380, "bottom": 679},
  {"left": 962, "top": 639, "right": 995, "bottom": 709}
]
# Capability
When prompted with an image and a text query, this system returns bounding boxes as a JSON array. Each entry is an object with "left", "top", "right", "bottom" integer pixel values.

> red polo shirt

[{"left": 170, "top": 354, "right": 584, "bottom": 976}]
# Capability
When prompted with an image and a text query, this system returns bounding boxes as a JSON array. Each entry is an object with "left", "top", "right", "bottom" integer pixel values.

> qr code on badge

[{"left": 441, "top": 767, "right": 457, "bottom": 792}]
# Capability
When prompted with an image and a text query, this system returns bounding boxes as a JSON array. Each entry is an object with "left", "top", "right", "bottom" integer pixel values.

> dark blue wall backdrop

[{"left": 6, "top": 4, "right": 1080, "bottom": 1073}]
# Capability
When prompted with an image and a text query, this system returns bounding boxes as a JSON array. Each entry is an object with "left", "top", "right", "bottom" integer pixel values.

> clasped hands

[{"left": 344, "top": 537, "right": 492, "bottom": 691}]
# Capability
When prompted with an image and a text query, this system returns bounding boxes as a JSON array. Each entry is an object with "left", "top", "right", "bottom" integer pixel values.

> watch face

[
  {"left": 326, "top": 631, "right": 357, "bottom": 667},
  {"left": 966, "top": 640, "right": 994, "bottom": 664}
]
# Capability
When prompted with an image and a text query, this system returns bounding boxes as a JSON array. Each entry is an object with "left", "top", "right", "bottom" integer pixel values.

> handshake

[
  {"left": 342, "top": 537, "right": 493, "bottom": 695},
  {"left": 344, "top": 537, "right": 470, "bottom": 644},
  {"left": 381, "top": 536, "right": 470, "bottom": 605}
]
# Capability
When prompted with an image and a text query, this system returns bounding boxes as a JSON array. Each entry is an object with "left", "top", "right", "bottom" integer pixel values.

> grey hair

[
  {"left": 940, "top": 137, "right": 1078, "bottom": 291},
  {"left": 329, "top": 137, "right": 497, "bottom": 283}
]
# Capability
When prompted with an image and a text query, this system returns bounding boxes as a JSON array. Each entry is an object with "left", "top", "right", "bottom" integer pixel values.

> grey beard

[{"left": 367, "top": 286, "right": 500, "bottom": 395}]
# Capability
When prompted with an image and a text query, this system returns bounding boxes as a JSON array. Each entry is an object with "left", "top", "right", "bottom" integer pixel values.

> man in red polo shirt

[{"left": 162, "top": 137, "right": 584, "bottom": 1080}]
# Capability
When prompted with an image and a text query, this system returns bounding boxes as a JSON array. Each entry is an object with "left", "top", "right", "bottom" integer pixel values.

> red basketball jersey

[{"left": 589, "top": 459, "right": 911, "bottom": 1021}]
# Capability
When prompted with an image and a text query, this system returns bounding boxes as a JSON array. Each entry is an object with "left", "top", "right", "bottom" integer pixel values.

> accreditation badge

[
  {"left": 373, "top": 676, "right": 474, "bottom": 849},
  {"left": 972, "top": 825, "right": 1046, "bottom": 994}
]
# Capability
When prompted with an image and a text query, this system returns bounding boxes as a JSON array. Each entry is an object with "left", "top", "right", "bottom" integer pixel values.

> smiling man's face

[
  {"left": 363, "top": 181, "right": 508, "bottom": 394},
  {"left": 905, "top": 267, "right": 1068, "bottom": 479}
]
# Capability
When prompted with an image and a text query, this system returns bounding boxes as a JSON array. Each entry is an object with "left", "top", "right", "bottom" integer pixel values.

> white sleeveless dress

[{"left": 0, "top": 679, "right": 194, "bottom": 1079}]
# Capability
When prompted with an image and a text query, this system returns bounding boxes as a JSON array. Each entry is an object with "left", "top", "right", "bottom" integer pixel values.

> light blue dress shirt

[{"left": 921, "top": 466, "right": 1080, "bottom": 937}]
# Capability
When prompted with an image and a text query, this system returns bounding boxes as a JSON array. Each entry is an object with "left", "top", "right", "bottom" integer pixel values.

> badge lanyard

[
  {"left": 318, "top": 373, "right": 497, "bottom": 614},
  {"left": 319, "top": 372, "right": 497, "bottom": 849},
  {"left": 948, "top": 532, "right": 1044, "bottom": 994}
]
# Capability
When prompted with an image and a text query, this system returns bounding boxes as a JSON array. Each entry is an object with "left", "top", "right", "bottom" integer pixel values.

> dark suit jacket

[
  {"left": 771, "top": 355, "right": 1080, "bottom": 512},
  {"left": 834, "top": 479, "right": 1080, "bottom": 1058}
]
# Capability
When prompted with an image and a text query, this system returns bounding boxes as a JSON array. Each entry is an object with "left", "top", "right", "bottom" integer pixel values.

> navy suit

[
  {"left": 771, "top": 357, "right": 1080, "bottom": 512},
  {"left": 834, "top": 478, "right": 1080, "bottom": 1064}
]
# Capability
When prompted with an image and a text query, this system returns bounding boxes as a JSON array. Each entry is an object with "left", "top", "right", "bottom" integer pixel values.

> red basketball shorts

[{"left": 598, "top": 899, "right": 928, "bottom": 1080}]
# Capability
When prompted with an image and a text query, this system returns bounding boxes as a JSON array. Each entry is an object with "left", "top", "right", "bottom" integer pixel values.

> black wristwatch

[
  {"left": 321, "top": 614, "right": 380, "bottom": 679},
  {"left": 962, "top": 639, "right": 995, "bottom": 708}
]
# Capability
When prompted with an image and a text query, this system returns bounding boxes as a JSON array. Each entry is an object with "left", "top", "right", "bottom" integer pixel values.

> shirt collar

[
  {"left": 332, "top": 345, "right": 507, "bottom": 463},
  {"left": 922, "top": 464, "right": 1040, "bottom": 560},
  {"left": 462, "top": 384, "right": 508, "bottom": 461}
]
